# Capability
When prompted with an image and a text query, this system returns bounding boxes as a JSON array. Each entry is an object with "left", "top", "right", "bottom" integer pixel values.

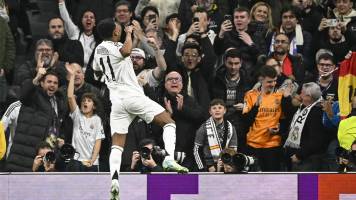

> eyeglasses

[
  {"left": 274, "top": 40, "right": 289, "bottom": 45},
  {"left": 166, "top": 77, "right": 182, "bottom": 83}
]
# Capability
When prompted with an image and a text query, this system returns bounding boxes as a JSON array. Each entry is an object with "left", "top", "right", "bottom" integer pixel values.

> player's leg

[
  {"left": 110, "top": 133, "right": 126, "bottom": 200},
  {"left": 109, "top": 100, "right": 133, "bottom": 200},
  {"left": 152, "top": 111, "right": 188, "bottom": 173},
  {"left": 128, "top": 95, "right": 188, "bottom": 172},
  {"left": 152, "top": 111, "right": 176, "bottom": 160}
]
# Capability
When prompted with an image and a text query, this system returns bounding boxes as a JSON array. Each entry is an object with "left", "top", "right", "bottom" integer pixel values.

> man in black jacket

[
  {"left": 284, "top": 82, "right": 329, "bottom": 171},
  {"left": 175, "top": 43, "right": 211, "bottom": 113},
  {"left": 129, "top": 138, "right": 164, "bottom": 173},
  {"left": 47, "top": 16, "right": 84, "bottom": 67},
  {"left": 317, "top": 20, "right": 351, "bottom": 64},
  {"left": 13, "top": 39, "right": 67, "bottom": 87},
  {"left": 161, "top": 71, "right": 206, "bottom": 170},
  {"left": 6, "top": 70, "right": 67, "bottom": 171},
  {"left": 210, "top": 49, "right": 249, "bottom": 152},
  {"left": 214, "top": 7, "right": 267, "bottom": 78},
  {"left": 292, "top": 0, "right": 323, "bottom": 35}
]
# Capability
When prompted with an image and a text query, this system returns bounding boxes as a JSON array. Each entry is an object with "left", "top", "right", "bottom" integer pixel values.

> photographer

[
  {"left": 337, "top": 140, "right": 356, "bottom": 172},
  {"left": 130, "top": 138, "right": 164, "bottom": 173},
  {"left": 218, "top": 148, "right": 258, "bottom": 173},
  {"left": 32, "top": 142, "right": 56, "bottom": 172}
]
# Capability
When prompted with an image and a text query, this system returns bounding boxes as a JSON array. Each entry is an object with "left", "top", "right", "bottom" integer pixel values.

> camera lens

[
  {"left": 140, "top": 147, "right": 151, "bottom": 160},
  {"left": 221, "top": 153, "right": 232, "bottom": 164},
  {"left": 44, "top": 151, "right": 56, "bottom": 163}
]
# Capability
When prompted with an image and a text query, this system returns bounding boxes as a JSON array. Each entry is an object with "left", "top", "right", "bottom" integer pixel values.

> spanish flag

[{"left": 338, "top": 52, "right": 356, "bottom": 118}]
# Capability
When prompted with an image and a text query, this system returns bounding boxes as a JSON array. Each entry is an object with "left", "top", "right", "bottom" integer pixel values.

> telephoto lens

[
  {"left": 140, "top": 147, "right": 151, "bottom": 160},
  {"left": 43, "top": 151, "right": 56, "bottom": 163},
  {"left": 221, "top": 153, "right": 232, "bottom": 164}
]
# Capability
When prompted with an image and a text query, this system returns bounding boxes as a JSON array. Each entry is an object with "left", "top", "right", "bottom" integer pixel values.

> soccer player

[{"left": 93, "top": 18, "right": 188, "bottom": 200}]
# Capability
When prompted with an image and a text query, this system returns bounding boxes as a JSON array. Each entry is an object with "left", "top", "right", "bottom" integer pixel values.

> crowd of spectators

[{"left": 1, "top": 0, "right": 356, "bottom": 173}]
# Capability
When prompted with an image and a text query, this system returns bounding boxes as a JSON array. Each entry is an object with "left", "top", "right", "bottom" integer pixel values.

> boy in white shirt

[{"left": 66, "top": 63, "right": 105, "bottom": 172}]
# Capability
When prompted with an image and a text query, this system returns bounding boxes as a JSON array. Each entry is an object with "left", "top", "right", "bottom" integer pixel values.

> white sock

[
  {"left": 110, "top": 145, "right": 123, "bottom": 179},
  {"left": 163, "top": 123, "right": 176, "bottom": 160}
]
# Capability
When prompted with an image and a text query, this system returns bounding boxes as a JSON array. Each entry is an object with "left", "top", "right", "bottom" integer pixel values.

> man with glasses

[
  {"left": 269, "top": 33, "right": 305, "bottom": 85},
  {"left": 114, "top": 0, "right": 133, "bottom": 26},
  {"left": 178, "top": 42, "right": 211, "bottom": 113},
  {"left": 13, "top": 39, "right": 67, "bottom": 86},
  {"left": 47, "top": 16, "right": 84, "bottom": 67},
  {"left": 161, "top": 71, "right": 206, "bottom": 170},
  {"left": 315, "top": 52, "right": 339, "bottom": 99},
  {"left": 268, "top": 6, "right": 312, "bottom": 72}
]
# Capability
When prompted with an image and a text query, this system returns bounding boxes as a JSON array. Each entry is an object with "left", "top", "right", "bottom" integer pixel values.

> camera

[
  {"left": 336, "top": 147, "right": 356, "bottom": 162},
  {"left": 43, "top": 151, "right": 56, "bottom": 163},
  {"left": 335, "top": 147, "right": 356, "bottom": 172},
  {"left": 139, "top": 146, "right": 167, "bottom": 160},
  {"left": 140, "top": 147, "right": 151, "bottom": 160},
  {"left": 193, "top": 17, "right": 199, "bottom": 23},
  {"left": 221, "top": 152, "right": 256, "bottom": 172}
]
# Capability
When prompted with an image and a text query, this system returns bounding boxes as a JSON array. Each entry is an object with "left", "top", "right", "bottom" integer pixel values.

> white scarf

[
  {"left": 206, "top": 117, "right": 233, "bottom": 162},
  {"left": 284, "top": 98, "right": 321, "bottom": 149}
]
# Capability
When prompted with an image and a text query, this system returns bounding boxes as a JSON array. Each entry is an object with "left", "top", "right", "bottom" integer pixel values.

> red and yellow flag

[{"left": 338, "top": 52, "right": 356, "bottom": 118}]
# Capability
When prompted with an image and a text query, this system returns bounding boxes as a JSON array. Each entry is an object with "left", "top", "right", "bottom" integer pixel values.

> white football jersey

[{"left": 93, "top": 41, "right": 144, "bottom": 100}]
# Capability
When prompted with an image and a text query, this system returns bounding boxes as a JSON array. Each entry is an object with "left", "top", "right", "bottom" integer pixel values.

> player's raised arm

[{"left": 120, "top": 25, "right": 133, "bottom": 57}]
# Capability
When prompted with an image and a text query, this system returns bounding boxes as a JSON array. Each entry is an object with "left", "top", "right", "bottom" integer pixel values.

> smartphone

[
  {"left": 224, "top": 15, "right": 232, "bottom": 22},
  {"left": 326, "top": 93, "right": 335, "bottom": 101},
  {"left": 148, "top": 14, "right": 156, "bottom": 23},
  {"left": 193, "top": 17, "right": 199, "bottom": 23},
  {"left": 326, "top": 19, "right": 338, "bottom": 27}
]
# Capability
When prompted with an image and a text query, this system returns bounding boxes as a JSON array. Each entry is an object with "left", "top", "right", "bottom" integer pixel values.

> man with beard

[
  {"left": 291, "top": 0, "right": 323, "bottom": 35},
  {"left": 131, "top": 39, "right": 167, "bottom": 88},
  {"left": 210, "top": 49, "right": 249, "bottom": 152},
  {"left": 47, "top": 17, "right": 84, "bottom": 67},
  {"left": 214, "top": 7, "right": 267, "bottom": 67},
  {"left": 242, "top": 66, "right": 293, "bottom": 171},
  {"left": 267, "top": 6, "right": 313, "bottom": 71},
  {"left": 13, "top": 39, "right": 67, "bottom": 87},
  {"left": 317, "top": 23, "right": 351, "bottom": 64},
  {"left": 6, "top": 70, "right": 67, "bottom": 171},
  {"left": 270, "top": 33, "right": 305, "bottom": 85}
]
